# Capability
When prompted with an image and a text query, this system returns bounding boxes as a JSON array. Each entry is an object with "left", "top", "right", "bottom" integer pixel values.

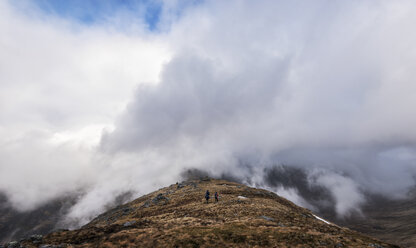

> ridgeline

[{"left": 4, "top": 179, "right": 398, "bottom": 248}]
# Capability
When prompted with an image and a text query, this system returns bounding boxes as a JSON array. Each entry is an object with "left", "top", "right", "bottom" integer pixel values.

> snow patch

[{"left": 312, "top": 214, "right": 331, "bottom": 225}]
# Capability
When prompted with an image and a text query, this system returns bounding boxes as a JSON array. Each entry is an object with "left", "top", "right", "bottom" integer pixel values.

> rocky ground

[{"left": 2, "top": 179, "right": 399, "bottom": 248}]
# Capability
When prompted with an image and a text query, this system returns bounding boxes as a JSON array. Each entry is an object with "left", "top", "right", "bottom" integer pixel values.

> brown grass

[{"left": 20, "top": 179, "right": 399, "bottom": 248}]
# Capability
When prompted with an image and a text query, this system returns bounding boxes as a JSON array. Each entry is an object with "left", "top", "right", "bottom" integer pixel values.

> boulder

[
  {"left": 123, "top": 221, "right": 137, "bottom": 227},
  {"left": 260, "top": 216, "right": 274, "bottom": 222},
  {"left": 152, "top": 194, "right": 170, "bottom": 205}
]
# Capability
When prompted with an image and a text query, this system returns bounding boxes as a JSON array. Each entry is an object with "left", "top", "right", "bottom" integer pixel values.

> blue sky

[
  {"left": 31, "top": 0, "right": 162, "bottom": 30},
  {"left": 19, "top": 0, "right": 204, "bottom": 31}
]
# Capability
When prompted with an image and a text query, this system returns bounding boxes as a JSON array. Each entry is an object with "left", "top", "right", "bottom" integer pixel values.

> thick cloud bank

[
  {"left": 2, "top": 0, "right": 416, "bottom": 226},
  {"left": 0, "top": 0, "right": 169, "bottom": 211},
  {"left": 103, "top": 0, "right": 416, "bottom": 211}
]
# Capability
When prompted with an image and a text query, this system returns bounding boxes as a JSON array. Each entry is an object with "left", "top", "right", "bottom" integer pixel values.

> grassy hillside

[{"left": 12, "top": 178, "right": 398, "bottom": 248}]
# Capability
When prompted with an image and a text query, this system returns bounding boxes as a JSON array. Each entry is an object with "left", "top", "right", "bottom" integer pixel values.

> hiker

[
  {"left": 205, "top": 190, "right": 210, "bottom": 203},
  {"left": 215, "top": 192, "right": 219, "bottom": 202}
]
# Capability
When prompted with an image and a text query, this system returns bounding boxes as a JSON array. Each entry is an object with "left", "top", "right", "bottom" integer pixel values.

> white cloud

[
  {"left": 101, "top": 0, "right": 416, "bottom": 218},
  {"left": 309, "top": 170, "right": 365, "bottom": 217},
  {"left": 0, "top": 1, "right": 170, "bottom": 210},
  {"left": 2, "top": 0, "right": 416, "bottom": 225}
]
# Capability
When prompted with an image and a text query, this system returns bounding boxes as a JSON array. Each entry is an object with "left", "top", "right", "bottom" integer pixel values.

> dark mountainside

[
  {"left": 0, "top": 194, "right": 76, "bottom": 244},
  {"left": 260, "top": 166, "right": 416, "bottom": 247},
  {"left": 0, "top": 191, "right": 135, "bottom": 245},
  {"left": 2, "top": 179, "right": 398, "bottom": 248},
  {"left": 325, "top": 192, "right": 416, "bottom": 248}
]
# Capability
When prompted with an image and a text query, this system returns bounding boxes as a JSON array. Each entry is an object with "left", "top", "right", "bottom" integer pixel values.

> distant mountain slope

[
  {"left": 0, "top": 194, "right": 75, "bottom": 244},
  {"left": 326, "top": 193, "right": 416, "bottom": 248},
  {"left": 8, "top": 179, "right": 397, "bottom": 248}
]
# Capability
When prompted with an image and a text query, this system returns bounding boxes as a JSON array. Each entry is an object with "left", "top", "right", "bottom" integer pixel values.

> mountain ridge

[{"left": 3, "top": 178, "right": 399, "bottom": 248}]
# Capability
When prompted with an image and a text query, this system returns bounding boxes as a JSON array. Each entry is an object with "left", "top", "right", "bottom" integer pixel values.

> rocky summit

[{"left": 5, "top": 179, "right": 398, "bottom": 248}]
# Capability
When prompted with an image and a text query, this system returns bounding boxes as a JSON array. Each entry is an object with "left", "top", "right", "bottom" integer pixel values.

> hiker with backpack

[{"left": 205, "top": 190, "right": 210, "bottom": 203}]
